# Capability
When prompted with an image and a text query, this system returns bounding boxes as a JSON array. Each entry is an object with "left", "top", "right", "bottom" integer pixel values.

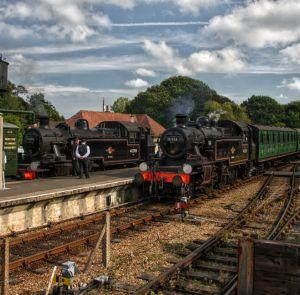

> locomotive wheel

[
  {"left": 228, "top": 168, "right": 238, "bottom": 184},
  {"left": 204, "top": 183, "right": 214, "bottom": 194},
  {"left": 216, "top": 178, "right": 226, "bottom": 189}
]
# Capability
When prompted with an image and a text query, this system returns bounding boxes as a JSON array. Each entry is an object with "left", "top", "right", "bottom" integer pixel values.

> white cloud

[
  {"left": 143, "top": 40, "right": 245, "bottom": 74},
  {"left": 143, "top": 40, "right": 189, "bottom": 74},
  {"left": 166, "top": 0, "right": 226, "bottom": 15},
  {"left": 0, "top": 0, "right": 112, "bottom": 42},
  {"left": 112, "top": 21, "right": 208, "bottom": 27},
  {"left": 93, "top": 0, "right": 226, "bottom": 14},
  {"left": 135, "top": 68, "right": 156, "bottom": 77},
  {"left": 0, "top": 21, "right": 35, "bottom": 39},
  {"left": 125, "top": 78, "right": 150, "bottom": 88},
  {"left": 8, "top": 54, "right": 154, "bottom": 77},
  {"left": 204, "top": 0, "right": 300, "bottom": 48},
  {"left": 278, "top": 77, "right": 300, "bottom": 90},
  {"left": 281, "top": 43, "right": 300, "bottom": 65},
  {"left": 27, "top": 84, "right": 92, "bottom": 94},
  {"left": 187, "top": 47, "right": 245, "bottom": 73}
]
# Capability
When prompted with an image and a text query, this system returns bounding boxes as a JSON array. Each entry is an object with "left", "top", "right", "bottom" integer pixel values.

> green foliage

[
  {"left": 127, "top": 76, "right": 231, "bottom": 127},
  {"left": 0, "top": 82, "right": 64, "bottom": 145},
  {"left": 111, "top": 97, "right": 131, "bottom": 113},
  {"left": 241, "top": 96, "right": 284, "bottom": 126},
  {"left": 283, "top": 101, "right": 300, "bottom": 128},
  {"left": 204, "top": 100, "right": 251, "bottom": 122},
  {"left": 28, "top": 92, "right": 64, "bottom": 121}
]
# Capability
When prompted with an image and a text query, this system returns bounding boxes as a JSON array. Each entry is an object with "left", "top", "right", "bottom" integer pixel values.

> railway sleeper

[
  {"left": 193, "top": 262, "right": 237, "bottom": 273},
  {"left": 181, "top": 269, "right": 223, "bottom": 283},
  {"left": 202, "top": 254, "right": 238, "bottom": 264},
  {"left": 173, "top": 279, "right": 219, "bottom": 295}
]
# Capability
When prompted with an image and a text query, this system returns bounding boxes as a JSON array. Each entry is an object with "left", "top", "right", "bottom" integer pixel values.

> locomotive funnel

[
  {"left": 39, "top": 115, "right": 49, "bottom": 128},
  {"left": 175, "top": 114, "right": 188, "bottom": 126}
]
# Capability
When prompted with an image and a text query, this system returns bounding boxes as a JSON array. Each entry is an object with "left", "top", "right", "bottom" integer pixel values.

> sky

[{"left": 1, "top": 0, "right": 300, "bottom": 118}]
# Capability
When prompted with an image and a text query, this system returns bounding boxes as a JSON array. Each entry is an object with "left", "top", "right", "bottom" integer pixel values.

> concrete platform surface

[{"left": 0, "top": 167, "right": 137, "bottom": 208}]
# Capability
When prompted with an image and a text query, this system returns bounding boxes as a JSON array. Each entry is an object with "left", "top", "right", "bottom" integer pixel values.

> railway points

[{"left": 134, "top": 165, "right": 299, "bottom": 295}]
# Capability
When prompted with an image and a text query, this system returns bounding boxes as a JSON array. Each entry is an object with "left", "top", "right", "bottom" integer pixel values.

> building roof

[{"left": 66, "top": 110, "right": 165, "bottom": 137}]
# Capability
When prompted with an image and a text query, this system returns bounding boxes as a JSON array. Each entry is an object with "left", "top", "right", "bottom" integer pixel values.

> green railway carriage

[
  {"left": 251, "top": 125, "right": 298, "bottom": 162},
  {"left": 3, "top": 122, "right": 19, "bottom": 177}
]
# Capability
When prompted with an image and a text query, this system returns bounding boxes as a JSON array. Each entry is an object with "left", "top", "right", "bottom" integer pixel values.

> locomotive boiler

[
  {"left": 22, "top": 116, "right": 155, "bottom": 176},
  {"left": 135, "top": 114, "right": 300, "bottom": 198}
]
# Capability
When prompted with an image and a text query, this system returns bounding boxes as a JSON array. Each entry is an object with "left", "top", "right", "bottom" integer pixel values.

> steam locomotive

[
  {"left": 22, "top": 116, "right": 155, "bottom": 176},
  {"left": 135, "top": 114, "right": 300, "bottom": 198}
]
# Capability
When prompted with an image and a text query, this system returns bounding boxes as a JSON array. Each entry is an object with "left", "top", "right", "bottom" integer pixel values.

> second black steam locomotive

[
  {"left": 135, "top": 114, "right": 300, "bottom": 198},
  {"left": 22, "top": 116, "right": 155, "bottom": 175}
]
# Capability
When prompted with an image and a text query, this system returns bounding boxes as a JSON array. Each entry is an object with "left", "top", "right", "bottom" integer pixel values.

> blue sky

[{"left": 1, "top": 0, "right": 300, "bottom": 118}]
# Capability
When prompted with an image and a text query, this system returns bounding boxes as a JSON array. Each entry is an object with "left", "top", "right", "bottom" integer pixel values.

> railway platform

[{"left": 0, "top": 167, "right": 139, "bottom": 236}]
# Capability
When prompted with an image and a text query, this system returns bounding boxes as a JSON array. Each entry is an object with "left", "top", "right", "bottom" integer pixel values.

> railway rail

[
  {"left": 134, "top": 165, "right": 299, "bottom": 295},
  {"left": 0, "top": 175, "right": 262, "bottom": 274}
]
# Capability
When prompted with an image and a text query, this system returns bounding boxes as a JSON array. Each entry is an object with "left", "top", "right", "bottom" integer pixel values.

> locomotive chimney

[
  {"left": 39, "top": 115, "right": 49, "bottom": 128},
  {"left": 175, "top": 114, "right": 188, "bottom": 127}
]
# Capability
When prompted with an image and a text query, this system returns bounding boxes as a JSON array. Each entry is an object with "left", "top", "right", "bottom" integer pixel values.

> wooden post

[
  {"left": 102, "top": 211, "right": 110, "bottom": 268},
  {"left": 0, "top": 114, "right": 3, "bottom": 190},
  {"left": 1, "top": 238, "right": 9, "bottom": 295},
  {"left": 237, "top": 237, "right": 254, "bottom": 295}
]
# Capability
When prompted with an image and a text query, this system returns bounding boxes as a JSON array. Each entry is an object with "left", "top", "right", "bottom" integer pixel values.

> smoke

[
  {"left": 168, "top": 94, "right": 195, "bottom": 119},
  {"left": 208, "top": 110, "right": 226, "bottom": 122},
  {"left": 33, "top": 100, "right": 48, "bottom": 117}
]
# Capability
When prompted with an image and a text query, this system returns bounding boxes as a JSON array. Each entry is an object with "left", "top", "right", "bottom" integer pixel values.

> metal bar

[
  {"left": 45, "top": 265, "right": 57, "bottom": 295},
  {"left": 83, "top": 224, "right": 106, "bottom": 274},
  {"left": 0, "top": 109, "right": 35, "bottom": 124},
  {"left": 102, "top": 212, "right": 110, "bottom": 268}
]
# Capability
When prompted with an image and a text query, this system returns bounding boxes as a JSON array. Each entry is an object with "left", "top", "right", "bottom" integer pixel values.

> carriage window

[
  {"left": 129, "top": 132, "right": 136, "bottom": 143},
  {"left": 120, "top": 126, "right": 128, "bottom": 137}
]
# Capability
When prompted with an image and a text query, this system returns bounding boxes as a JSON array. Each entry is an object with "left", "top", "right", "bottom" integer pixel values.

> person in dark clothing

[
  {"left": 76, "top": 139, "right": 90, "bottom": 178},
  {"left": 71, "top": 138, "right": 80, "bottom": 176}
]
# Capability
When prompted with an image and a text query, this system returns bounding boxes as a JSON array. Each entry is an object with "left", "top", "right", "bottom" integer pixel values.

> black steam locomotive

[
  {"left": 22, "top": 116, "right": 155, "bottom": 175},
  {"left": 135, "top": 114, "right": 300, "bottom": 198}
]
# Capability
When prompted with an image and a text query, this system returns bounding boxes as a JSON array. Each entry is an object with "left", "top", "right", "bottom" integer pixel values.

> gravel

[{"left": 9, "top": 178, "right": 264, "bottom": 295}]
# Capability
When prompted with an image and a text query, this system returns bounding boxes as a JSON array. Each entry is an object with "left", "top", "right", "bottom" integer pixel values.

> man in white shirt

[{"left": 76, "top": 139, "right": 90, "bottom": 178}]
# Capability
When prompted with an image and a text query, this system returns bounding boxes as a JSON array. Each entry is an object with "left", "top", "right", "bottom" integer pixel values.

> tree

[
  {"left": 283, "top": 101, "right": 300, "bottom": 128},
  {"left": 204, "top": 100, "right": 251, "bottom": 122},
  {"left": 111, "top": 97, "right": 130, "bottom": 113},
  {"left": 128, "top": 76, "right": 232, "bottom": 127},
  {"left": 241, "top": 96, "right": 284, "bottom": 126},
  {"left": 28, "top": 92, "right": 64, "bottom": 121}
]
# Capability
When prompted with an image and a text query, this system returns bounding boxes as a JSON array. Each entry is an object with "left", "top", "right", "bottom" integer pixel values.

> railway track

[
  {"left": 134, "top": 165, "right": 299, "bottom": 295},
  {"left": 0, "top": 175, "right": 262, "bottom": 275}
]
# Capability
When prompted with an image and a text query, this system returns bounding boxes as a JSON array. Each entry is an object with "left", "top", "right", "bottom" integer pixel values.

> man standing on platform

[
  {"left": 71, "top": 138, "right": 80, "bottom": 176},
  {"left": 76, "top": 139, "right": 90, "bottom": 179}
]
